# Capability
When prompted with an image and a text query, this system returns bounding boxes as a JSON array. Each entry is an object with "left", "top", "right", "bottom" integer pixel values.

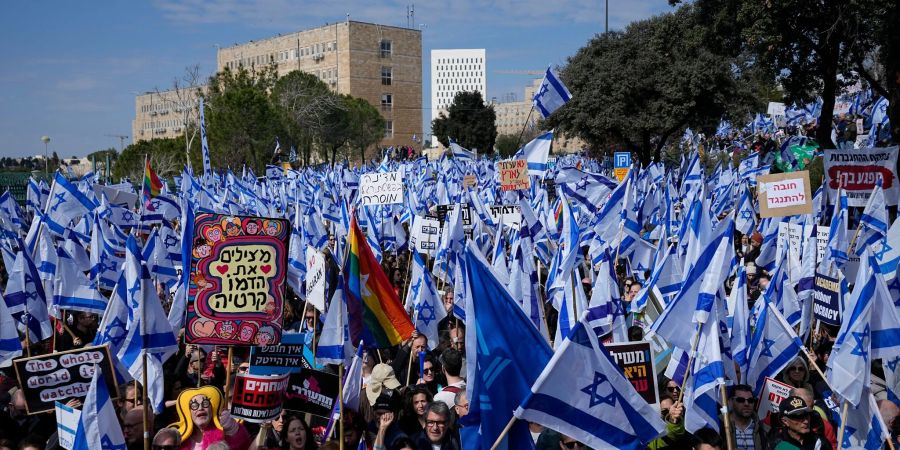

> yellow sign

[{"left": 614, "top": 167, "right": 630, "bottom": 182}]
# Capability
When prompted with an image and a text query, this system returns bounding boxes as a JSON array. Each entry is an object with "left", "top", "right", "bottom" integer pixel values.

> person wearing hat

[
  {"left": 370, "top": 390, "right": 408, "bottom": 450},
  {"left": 769, "top": 396, "right": 832, "bottom": 450},
  {"left": 367, "top": 364, "right": 402, "bottom": 407}
]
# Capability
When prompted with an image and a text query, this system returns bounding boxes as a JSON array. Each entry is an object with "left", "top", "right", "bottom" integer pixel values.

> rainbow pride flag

[
  {"left": 142, "top": 158, "right": 162, "bottom": 208},
  {"left": 345, "top": 214, "right": 414, "bottom": 348}
]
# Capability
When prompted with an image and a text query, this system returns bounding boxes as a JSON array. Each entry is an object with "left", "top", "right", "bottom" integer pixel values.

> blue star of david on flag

[
  {"left": 760, "top": 338, "right": 776, "bottom": 358},
  {"left": 851, "top": 324, "right": 870, "bottom": 362},
  {"left": 581, "top": 371, "right": 616, "bottom": 408}
]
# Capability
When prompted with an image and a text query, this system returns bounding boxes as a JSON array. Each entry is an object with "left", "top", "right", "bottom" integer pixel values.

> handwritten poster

[
  {"left": 360, "top": 171, "right": 403, "bottom": 205},
  {"left": 757, "top": 171, "right": 813, "bottom": 218},
  {"left": 13, "top": 345, "right": 118, "bottom": 415},
  {"left": 186, "top": 213, "right": 289, "bottom": 346},
  {"left": 498, "top": 160, "right": 530, "bottom": 191},
  {"left": 604, "top": 341, "right": 658, "bottom": 405}
]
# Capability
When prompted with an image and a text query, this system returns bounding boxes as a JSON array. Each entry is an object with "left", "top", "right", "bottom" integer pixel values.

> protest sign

[
  {"left": 463, "top": 175, "right": 477, "bottom": 188},
  {"left": 604, "top": 341, "right": 658, "bottom": 405},
  {"left": 486, "top": 204, "right": 522, "bottom": 230},
  {"left": 757, "top": 171, "right": 812, "bottom": 218},
  {"left": 186, "top": 213, "right": 289, "bottom": 346},
  {"left": 824, "top": 146, "right": 900, "bottom": 207},
  {"left": 776, "top": 222, "right": 807, "bottom": 264},
  {"left": 815, "top": 227, "right": 860, "bottom": 280},
  {"left": 55, "top": 401, "right": 81, "bottom": 450},
  {"left": 435, "top": 204, "right": 472, "bottom": 228},
  {"left": 249, "top": 333, "right": 321, "bottom": 375},
  {"left": 305, "top": 246, "right": 326, "bottom": 312},
  {"left": 498, "top": 160, "right": 529, "bottom": 191},
  {"left": 13, "top": 345, "right": 117, "bottom": 415},
  {"left": 283, "top": 369, "right": 339, "bottom": 418},
  {"left": 614, "top": 152, "right": 631, "bottom": 182},
  {"left": 758, "top": 377, "right": 793, "bottom": 421},
  {"left": 230, "top": 373, "right": 290, "bottom": 423},
  {"left": 360, "top": 171, "right": 403, "bottom": 205},
  {"left": 409, "top": 215, "right": 442, "bottom": 256},
  {"left": 813, "top": 272, "right": 841, "bottom": 326}
]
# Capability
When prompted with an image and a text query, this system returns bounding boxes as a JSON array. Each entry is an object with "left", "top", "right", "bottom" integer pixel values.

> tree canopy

[
  {"left": 112, "top": 137, "right": 188, "bottom": 181},
  {"left": 431, "top": 91, "right": 498, "bottom": 156}
]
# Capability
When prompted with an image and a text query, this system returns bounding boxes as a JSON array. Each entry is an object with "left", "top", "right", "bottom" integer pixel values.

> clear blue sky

[{"left": 0, "top": 1, "right": 673, "bottom": 158}]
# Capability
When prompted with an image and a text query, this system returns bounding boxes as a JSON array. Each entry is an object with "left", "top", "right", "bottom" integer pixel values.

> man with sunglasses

[
  {"left": 770, "top": 396, "right": 832, "bottom": 450},
  {"left": 727, "top": 385, "right": 766, "bottom": 450},
  {"left": 558, "top": 434, "right": 587, "bottom": 449}
]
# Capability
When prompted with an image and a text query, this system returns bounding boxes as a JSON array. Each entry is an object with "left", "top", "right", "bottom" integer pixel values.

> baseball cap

[{"left": 779, "top": 396, "right": 810, "bottom": 417}]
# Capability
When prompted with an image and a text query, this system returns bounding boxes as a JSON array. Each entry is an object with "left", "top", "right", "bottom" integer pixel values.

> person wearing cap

[
  {"left": 433, "top": 349, "right": 465, "bottom": 409},
  {"left": 367, "top": 364, "right": 403, "bottom": 407},
  {"left": 369, "top": 390, "right": 408, "bottom": 449},
  {"left": 769, "top": 396, "right": 832, "bottom": 450}
]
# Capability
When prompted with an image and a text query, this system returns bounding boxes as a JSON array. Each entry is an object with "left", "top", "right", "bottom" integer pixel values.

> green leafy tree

[
  {"left": 677, "top": 0, "right": 899, "bottom": 146},
  {"left": 112, "top": 137, "right": 185, "bottom": 181},
  {"left": 204, "top": 65, "right": 287, "bottom": 173},
  {"left": 345, "top": 96, "right": 385, "bottom": 163},
  {"left": 431, "top": 91, "right": 497, "bottom": 156},
  {"left": 548, "top": 3, "right": 762, "bottom": 165},
  {"left": 271, "top": 71, "right": 341, "bottom": 165},
  {"left": 494, "top": 134, "right": 522, "bottom": 158}
]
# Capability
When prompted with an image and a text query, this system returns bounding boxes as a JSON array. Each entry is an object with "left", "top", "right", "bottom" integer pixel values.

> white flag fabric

[
  {"left": 514, "top": 130, "right": 554, "bottom": 176},
  {"left": 533, "top": 67, "right": 572, "bottom": 119},
  {"left": 72, "top": 365, "right": 126, "bottom": 450}
]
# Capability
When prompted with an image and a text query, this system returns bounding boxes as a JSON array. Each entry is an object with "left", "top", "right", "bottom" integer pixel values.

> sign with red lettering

[
  {"left": 498, "top": 159, "right": 530, "bottom": 191},
  {"left": 186, "top": 213, "right": 290, "bottom": 346},
  {"left": 758, "top": 376, "right": 793, "bottom": 421},
  {"left": 230, "top": 373, "right": 290, "bottom": 423},
  {"left": 13, "top": 345, "right": 118, "bottom": 415},
  {"left": 824, "top": 146, "right": 900, "bottom": 207},
  {"left": 604, "top": 341, "right": 658, "bottom": 405},
  {"left": 757, "top": 171, "right": 813, "bottom": 218}
]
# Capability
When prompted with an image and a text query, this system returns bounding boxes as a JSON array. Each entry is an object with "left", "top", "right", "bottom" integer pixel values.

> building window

[
  {"left": 381, "top": 93, "right": 392, "bottom": 111},
  {"left": 380, "top": 40, "right": 392, "bottom": 57},
  {"left": 381, "top": 66, "right": 392, "bottom": 85},
  {"left": 384, "top": 120, "right": 393, "bottom": 138}
]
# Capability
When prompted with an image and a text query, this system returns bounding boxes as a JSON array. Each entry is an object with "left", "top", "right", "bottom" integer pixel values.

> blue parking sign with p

[{"left": 614, "top": 152, "right": 631, "bottom": 168}]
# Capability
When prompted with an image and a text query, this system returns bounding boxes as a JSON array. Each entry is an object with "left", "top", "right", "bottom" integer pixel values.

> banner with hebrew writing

[
  {"left": 186, "top": 213, "right": 289, "bottom": 345},
  {"left": 603, "top": 341, "right": 658, "bottom": 405}
]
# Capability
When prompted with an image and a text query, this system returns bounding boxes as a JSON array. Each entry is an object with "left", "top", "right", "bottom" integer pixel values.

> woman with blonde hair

[{"left": 170, "top": 386, "right": 251, "bottom": 450}]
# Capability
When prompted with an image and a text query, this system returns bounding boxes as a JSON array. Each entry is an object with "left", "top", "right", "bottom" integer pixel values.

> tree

[
  {"left": 548, "top": 3, "right": 763, "bottom": 165},
  {"left": 204, "top": 65, "right": 287, "bottom": 173},
  {"left": 495, "top": 134, "right": 522, "bottom": 158},
  {"left": 345, "top": 96, "right": 385, "bottom": 164},
  {"left": 678, "top": 0, "right": 899, "bottom": 146},
  {"left": 431, "top": 91, "right": 497, "bottom": 156},
  {"left": 112, "top": 137, "right": 186, "bottom": 181},
  {"left": 271, "top": 71, "right": 341, "bottom": 165},
  {"left": 86, "top": 148, "right": 118, "bottom": 181},
  {"left": 155, "top": 64, "right": 205, "bottom": 169}
]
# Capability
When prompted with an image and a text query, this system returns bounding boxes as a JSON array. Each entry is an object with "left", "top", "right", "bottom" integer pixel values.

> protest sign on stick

[
  {"left": 758, "top": 377, "right": 793, "bottom": 421},
  {"left": 305, "top": 246, "right": 326, "bottom": 312},
  {"left": 824, "top": 146, "right": 900, "bottom": 206},
  {"left": 498, "top": 160, "right": 530, "bottom": 191},
  {"left": 186, "top": 213, "right": 289, "bottom": 346},
  {"left": 360, "top": 172, "right": 403, "bottom": 205},
  {"left": 13, "top": 345, "right": 118, "bottom": 414},
  {"left": 283, "top": 369, "right": 339, "bottom": 418},
  {"left": 604, "top": 341, "right": 658, "bottom": 405},
  {"left": 812, "top": 272, "right": 841, "bottom": 326}
]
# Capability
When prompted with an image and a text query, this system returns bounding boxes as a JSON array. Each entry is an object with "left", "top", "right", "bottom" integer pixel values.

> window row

[
  {"left": 436, "top": 57, "right": 483, "bottom": 64},
  {"left": 143, "top": 119, "right": 182, "bottom": 130},
  {"left": 224, "top": 41, "right": 338, "bottom": 69},
  {"left": 437, "top": 76, "right": 482, "bottom": 84},
  {"left": 435, "top": 65, "right": 482, "bottom": 73}
]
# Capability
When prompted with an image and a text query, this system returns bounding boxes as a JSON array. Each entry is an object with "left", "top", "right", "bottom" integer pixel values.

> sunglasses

[
  {"left": 561, "top": 441, "right": 585, "bottom": 449},
  {"left": 733, "top": 397, "right": 754, "bottom": 404},
  {"left": 666, "top": 386, "right": 681, "bottom": 392},
  {"left": 189, "top": 398, "right": 211, "bottom": 410},
  {"left": 423, "top": 368, "right": 434, "bottom": 374},
  {"left": 238, "top": 365, "right": 249, "bottom": 372},
  {"left": 788, "top": 366, "right": 805, "bottom": 372}
]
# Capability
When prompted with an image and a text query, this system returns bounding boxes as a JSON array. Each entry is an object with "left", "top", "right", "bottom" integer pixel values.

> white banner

[
  {"left": 55, "top": 401, "right": 82, "bottom": 450},
  {"left": 360, "top": 171, "right": 403, "bottom": 205},
  {"left": 824, "top": 146, "right": 900, "bottom": 207},
  {"left": 409, "top": 215, "right": 442, "bottom": 256},
  {"left": 305, "top": 246, "right": 326, "bottom": 312}
]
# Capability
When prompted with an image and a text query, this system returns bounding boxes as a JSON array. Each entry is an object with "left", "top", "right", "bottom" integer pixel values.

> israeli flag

[
  {"left": 745, "top": 302, "right": 802, "bottom": 395},
  {"left": 515, "top": 308, "right": 667, "bottom": 449},
  {"left": 0, "top": 291, "right": 23, "bottom": 366},
  {"left": 533, "top": 66, "right": 573, "bottom": 119},
  {"left": 72, "top": 365, "right": 125, "bottom": 450},
  {"left": 200, "top": 96, "right": 211, "bottom": 177},
  {"left": 316, "top": 276, "right": 353, "bottom": 366},
  {"left": 449, "top": 138, "right": 475, "bottom": 162},
  {"left": 855, "top": 178, "right": 888, "bottom": 256},
  {"left": 53, "top": 247, "right": 108, "bottom": 315},
  {"left": 514, "top": 130, "right": 554, "bottom": 176},
  {"left": 45, "top": 172, "right": 97, "bottom": 228},
  {"left": 406, "top": 249, "right": 446, "bottom": 350}
]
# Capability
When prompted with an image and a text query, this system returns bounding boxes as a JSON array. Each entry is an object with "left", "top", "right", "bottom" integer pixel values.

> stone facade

[
  {"left": 217, "top": 21, "right": 422, "bottom": 150},
  {"left": 493, "top": 78, "right": 585, "bottom": 154},
  {"left": 132, "top": 86, "right": 205, "bottom": 144}
]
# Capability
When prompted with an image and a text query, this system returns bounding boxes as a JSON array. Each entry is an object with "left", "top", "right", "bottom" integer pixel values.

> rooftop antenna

[{"left": 411, "top": 4, "right": 415, "bottom": 29}]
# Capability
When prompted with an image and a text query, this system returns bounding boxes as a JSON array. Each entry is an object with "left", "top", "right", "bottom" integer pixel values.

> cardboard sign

[
  {"left": 283, "top": 369, "right": 339, "bottom": 418},
  {"left": 614, "top": 152, "right": 631, "bottom": 182},
  {"left": 758, "top": 377, "right": 793, "bottom": 421},
  {"left": 409, "top": 215, "right": 442, "bottom": 256},
  {"left": 463, "top": 175, "right": 477, "bottom": 188},
  {"left": 360, "top": 171, "right": 403, "bottom": 205},
  {"left": 230, "top": 373, "right": 290, "bottom": 423},
  {"left": 757, "top": 171, "right": 813, "bottom": 218},
  {"left": 776, "top": 222, "right": 809, "bottom": 265},
  {"left": 305, "top": 246, "right": 326, "bottom": 313},
  {"left": 604, "top": 341, "right": 659, "bottom": 405},
  {"left": 824, "top": 146, "right": 900, "bottom": 207},
  {"left": 55, "top": 401, "right": 81, "bottom": 450},
  {"left": 249, "top": 333, "right": 321, "bottom": 375},
  {"left": 186, "top": 213, "right": 289, "bottom": 346},
  {"left": 813, "top": 272, "right": 841, "bottom": 326},
  {"left": 487, "top": 205, "right": 522, "bottom": 230},
  {"left": 13, "top": 345, "right": 118, "bottom": 415},
  {"left": 498, "top": 160, "right": 529, "bottom": 191}
]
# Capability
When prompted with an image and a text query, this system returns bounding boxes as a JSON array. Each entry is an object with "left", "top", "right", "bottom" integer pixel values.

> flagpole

[
  {"left": 675, "top": 323, "right": 703, "bottom": 406},
  {"left": 719, "top": 385, "right": 735, "bottom": 450},
  {"left": 338, "top": 362, "right": 344, "bottom": 450},
  {"left": 405, "top": 309, "right": 419, "bottom": 386},
  {"left": 489, "top": 416, "right": 518, "bottom": 450},
  {"left": 515, "top": 105, "right": 536, "bottom": 149},
  {"left": 23, "top": 313, "right": 31, "bottom": 358},
  {"left": 224, "top": 346, "right": 234, "bottom": 400},
  {"left": 836, "top": 400, "right": 849, "bottom": 448}
]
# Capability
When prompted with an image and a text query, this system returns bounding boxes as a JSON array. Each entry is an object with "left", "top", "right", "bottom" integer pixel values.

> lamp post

[{"left": 40, "top": 135, "right": 50, "bottom": 174}]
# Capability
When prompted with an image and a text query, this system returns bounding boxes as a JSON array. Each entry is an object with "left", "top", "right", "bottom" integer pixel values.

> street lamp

[{"left": 40, "top": 135, "right": 50, "bottom": 174}]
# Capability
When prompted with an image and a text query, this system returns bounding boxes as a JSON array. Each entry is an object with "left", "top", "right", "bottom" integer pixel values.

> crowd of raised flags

[{"left": 0, "top": 79, "right": 898, "bottom": 450}]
